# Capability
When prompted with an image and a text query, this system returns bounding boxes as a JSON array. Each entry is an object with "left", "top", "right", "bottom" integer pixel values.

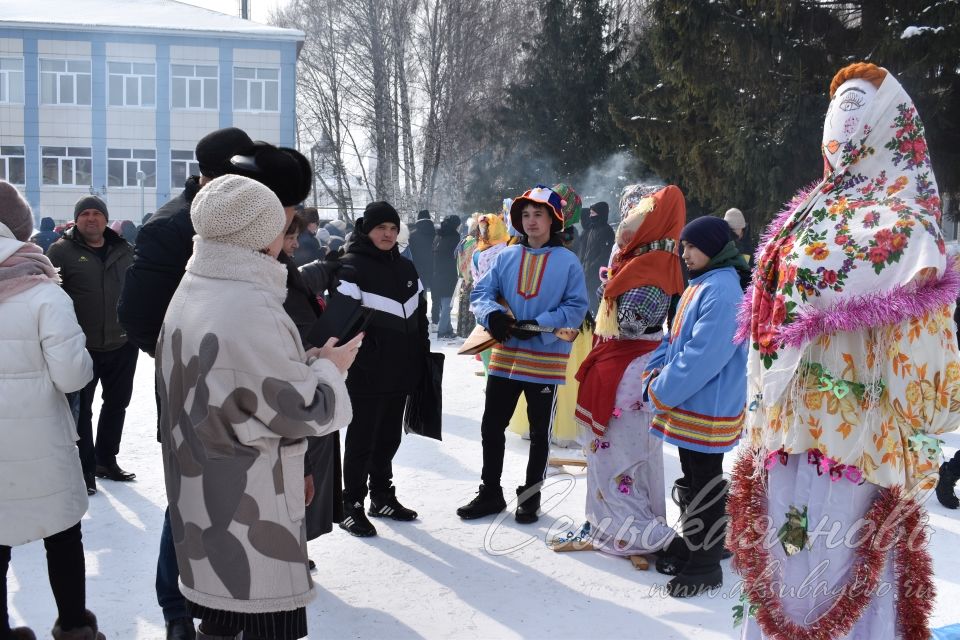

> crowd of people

[{"left": 0, "top": 60, "right": 958, "bottom": 640}]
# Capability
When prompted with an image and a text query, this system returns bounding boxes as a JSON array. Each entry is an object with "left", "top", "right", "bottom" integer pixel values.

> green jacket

[{"left": 47, "top": 227, "right": 134, "bottom": 352}]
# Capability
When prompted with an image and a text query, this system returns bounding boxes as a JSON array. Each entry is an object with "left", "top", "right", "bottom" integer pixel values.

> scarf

[
  {"left": 574, "top": 338, "right": 661, "bottom": 436},
  {"left": 595, "top": 185, "right": 686, "bottom": 338},
  {"left": 0, "top": 242, "right": 60, "bottom": 303},
  {"left": 746, "top": 71, "right": 946, "bottom": 406},
  {"left": 476, "top": 214, "right": 509, "bottom": 252}
]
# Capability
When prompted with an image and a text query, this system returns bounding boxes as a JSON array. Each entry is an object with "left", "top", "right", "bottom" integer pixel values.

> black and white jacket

[{"left": 333, "top": 232, "right": 429, "bottom": 397}]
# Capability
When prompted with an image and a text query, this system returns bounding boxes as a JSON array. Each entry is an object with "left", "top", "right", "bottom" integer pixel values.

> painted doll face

[
  {"left": 822, "top": 77, "right": 878, "bottom": 170},
  {"left": 616, "top": 196, "right": 655, "bottom": 249}
]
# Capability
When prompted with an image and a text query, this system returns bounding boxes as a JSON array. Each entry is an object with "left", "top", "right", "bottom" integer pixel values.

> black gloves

[
  {"left": 487, "top": 311, "right": 514, "bottom": 343},
  {"left": 512, "top": 319, "right": 539, "bottom": 340}
]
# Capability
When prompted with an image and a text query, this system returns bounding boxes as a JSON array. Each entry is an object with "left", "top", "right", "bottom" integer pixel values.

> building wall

[{"left": 0, "top": 26, "right": 299, "bottom": 224}]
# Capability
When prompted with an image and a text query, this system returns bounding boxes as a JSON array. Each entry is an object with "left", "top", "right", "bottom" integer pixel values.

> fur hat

[
  {"left": 190, "top": 175, "right": 286, "bottom": 251},
  {"left": 509, "top": 185, "right": 564, "bottom": 234},
  {"left": 229, "top": 143, "right": 312, "bottom": 207},
  {"left": 723, "top": 207, "right": 746, "bottom": 231},
  {"left": 0, "top": 180, "right": 34, "bottom": 242},
  {"left": 195, "top": 127, "right": 255, "bottom": 178},
  {"left": 356, "top": 201, "right": 401, "bottom": 234},
  {"left": 680, "top": 215, "right": 732, "bottom": 259},
  {"left": 74, "top": 195, "right": 108, "bottom": 222}
]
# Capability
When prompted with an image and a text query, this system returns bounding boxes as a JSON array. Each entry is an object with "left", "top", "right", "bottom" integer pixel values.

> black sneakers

[
  {"left": 340, "top": 501, "right": 377, "bottom": 537},
  {"left": 456, "top": 484, "right": 507, "bottom": 519},
  {"left": 514, "top": 484, "right": 541, "bottom": 524},
  {"left": 369, "top": 489, "right": 418, "bottom": 521}
]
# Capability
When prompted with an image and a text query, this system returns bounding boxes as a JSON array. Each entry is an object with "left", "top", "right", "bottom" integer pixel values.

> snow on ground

[{"left": 7, "top": 332, "right": 960, "bottom": 638}]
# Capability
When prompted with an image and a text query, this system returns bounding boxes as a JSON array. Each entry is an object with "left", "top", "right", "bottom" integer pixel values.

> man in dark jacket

[
  {"left": 330, "top": 201, "right": 429, "bottom": 538},
  {"left": 432, "top": 214, "right": 461, "bottom": 338},
  {"left": 33, "top": 216, "right": 59, "bottom": 253},
  {"left": 578, "top": 201, "right": 614, "bottom": 314},
  {"left": 408, "top": 209, "right": 437, "bottom": 324},
  {"left": 47, "top": 196, "right": 137, "bottom": 492}
]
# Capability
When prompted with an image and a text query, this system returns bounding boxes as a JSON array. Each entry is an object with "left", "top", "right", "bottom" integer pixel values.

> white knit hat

[
  {"left": 191, "top": 175, "right": 286, "bottom": 250},
  {"left": 723, "top": 207, "right": 746, "bottom": 230}
]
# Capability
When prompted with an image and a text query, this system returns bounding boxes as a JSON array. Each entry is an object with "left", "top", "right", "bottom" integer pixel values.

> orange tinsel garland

[{"left": 728, "top": 451, "right": 934, "bottom": 640}]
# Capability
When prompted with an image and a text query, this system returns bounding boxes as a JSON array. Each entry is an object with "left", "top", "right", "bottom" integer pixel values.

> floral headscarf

[{"left": 747, "top": 70, "right": 946, "bottom": 405}]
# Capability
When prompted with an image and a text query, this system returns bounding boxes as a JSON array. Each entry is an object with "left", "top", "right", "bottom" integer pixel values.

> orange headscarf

[{"left": 595, "top": 185, "right": 686, "bottom": 337}]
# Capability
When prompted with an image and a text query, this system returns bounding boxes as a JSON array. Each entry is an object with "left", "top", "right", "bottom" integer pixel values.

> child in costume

[
  {"left": 458, "top": 185, "right": 588, "bottom": 523},
  {"left": 644, "top": 215, "right": 750, "bottom": 597},
  {"left": 554, "top": 185, "right": 686, "bottom": 563},
  {"left": 509, "top": 183, "right": 591, "bottom": 448},
  {"left": 730, "top": 63, "right": 960, "bottom": 639}
]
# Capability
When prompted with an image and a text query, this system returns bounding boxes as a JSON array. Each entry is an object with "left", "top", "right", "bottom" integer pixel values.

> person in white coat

[{"left": 0, "top": 180, "right": 104, "bottom": 640}]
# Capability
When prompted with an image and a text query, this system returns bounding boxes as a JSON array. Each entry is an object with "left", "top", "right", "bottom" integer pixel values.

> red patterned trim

[{"left": 516, "top": 248, "right": 549, "bottom": 300}]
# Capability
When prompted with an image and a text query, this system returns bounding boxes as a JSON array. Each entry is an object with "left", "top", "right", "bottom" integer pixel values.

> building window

[
  {"left": 234, "top": 66, "right": 279, "bottom": 112},
  {"left": 40, "top": 59, "right": 91, "bottom": 105},
  {"left": 0, "top": 58, "right": 24, "bottom": 104},
  {"left": 170, "top": 150, "right": 199, "bottom": 188},
  {"left": 108, "top": 148, "right": 156, "bottom": 187},
  {"left": 171, "top": 64, "right": 217, "bottom": 110},
  {"left": 0, "top": 146, "right": 25, "bottom": 185},
  {"left": 42, "top": 146, "right": 92, "bottom": 186},
  {"left": 108, "top": 61, "right": 156, "bottom": 107}
]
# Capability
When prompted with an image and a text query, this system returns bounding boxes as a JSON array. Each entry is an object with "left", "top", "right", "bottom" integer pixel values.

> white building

[{"left": 0, "top": 0, "right": 303, "bottom": 223}]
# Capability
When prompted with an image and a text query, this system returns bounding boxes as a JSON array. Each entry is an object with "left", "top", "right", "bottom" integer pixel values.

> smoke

[{"left": 574, "top": 151, "right": 662, "bottom": 224}]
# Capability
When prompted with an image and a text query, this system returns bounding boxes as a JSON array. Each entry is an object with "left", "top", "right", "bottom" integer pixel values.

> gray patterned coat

[{"left": 157, "top": 238, "right": 352, "bottom": 614}]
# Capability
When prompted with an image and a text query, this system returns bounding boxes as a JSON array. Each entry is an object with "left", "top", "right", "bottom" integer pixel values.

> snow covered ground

[{"left": 7, "top": 334, "right": 960, "bottom": 639}]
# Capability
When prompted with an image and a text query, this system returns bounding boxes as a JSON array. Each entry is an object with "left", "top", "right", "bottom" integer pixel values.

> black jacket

[
  {"left": 332, "top": 233, "right": 429, "bottom": 397},
  {"left": 408, "top": 218, "right": 436, "bottom": 289},
  {"left": 34, "top": 217, "right": 59, "bottom": 253},
  {"left": 117, "top": 177, "right": 200, "bottom": 356},
  {"left": 431, "top": 216, "right": 461, "bottom": 298},
  {"left": 292, "top": 230, "right": 324, "bottom": 267},
  {"left": 47, "top": 226, "right": 134, "bottom": 352},
  {"left": 279, "top": 252, "right": 323, "bottom": 348},
  {"left": 578, "top": 210, "right": 615, "bottom": 293}
]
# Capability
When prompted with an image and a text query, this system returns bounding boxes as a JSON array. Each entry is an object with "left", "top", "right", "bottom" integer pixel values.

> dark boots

[
  {"left": 166, "top": 617, "right": 196, "bottom": 640},
  {"left": 340, "top": 500, "right": 377, "bottom": 537},
  {"left": 51, "top": 610, "right": 105, "bottom": 640},
  {"left": 9, "top": 628, "right": 36, "bottom": 640},
  {"left": 369, "top": 488, "right": 418, "bottom": 521},
  {"left": 514, "top": 484, "right": 542, "bottom": 524},
  {"left": 937, "top": 462, "right": 960, "bottom": 509},
  {"left": 457, "top": 484, "right": 506, "bottom": 519},
  {"left": 666, "top": 480, "right": 728, "bottom": 598}
]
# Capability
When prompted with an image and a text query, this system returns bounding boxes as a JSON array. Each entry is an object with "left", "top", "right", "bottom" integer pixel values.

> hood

[
  {"left": 414, "top": 219, "right": 436, "bottom": 236},
  {"left": 438, "top": 215, "right": 461, "bottom": 236},
  {"left": 40, "top": 217, "right": 55, "bottom": 231}
]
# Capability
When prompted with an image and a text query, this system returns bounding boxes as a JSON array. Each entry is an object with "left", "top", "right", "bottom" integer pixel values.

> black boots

[
  {"left": 166, "top": 617, "right": 197, "bottom": 640},
  {"left": 657, "top": 478, "right": 727, "bottom": 598},
  {"left": 514, "top": 484, "right": 541, "bottom": 524},
  {"left": 9, "top": 628, "right": 36, "bottom": 640},
  {"left": 51, "top": 610, "right": 105, "bottom": 640},
  {"left": 937, "top": 462, "right": 960, "bottom": 509},
  {"left": 369, "top": 488, "right": 418, "bottom": 521},
  {"left": 457, "top": 484, "right": 507, "bottom": 519},
  {"left": 340, "top": 500, "right": 377, "bottom": 537}
]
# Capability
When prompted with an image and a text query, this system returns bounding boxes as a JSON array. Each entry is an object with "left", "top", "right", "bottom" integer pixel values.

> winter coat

[
  {"left": 408, "top": 218, "right": 436, "bottom": 290},
  {"left": 0, "top": 224, "right": 93, "bottom": 547},
  {"left": 118, "top": 177, "right": 199, "bottom": 356},
  {"left": 644, "top": 266, "right": 747, "bottom": 453},
  {"left": 431, "top": 216, "right": 461, "bottom": 298},
  {"left": 33, "top": 217, "right": 59, "bottom": 253},
  {"left": 47, "top": 226, "right": 134, "bottom": 352},
  {"left": 280, "top": 252, "right": 322, "bottom": 349},
  {"left": 157, "top": 238, "right": 352, "bottom": 615},
  {"left": 331, "top": 232, "right": 429, "bottom": 397},
  {"left": 292, "top": 230, "right": 323, "bottom": 267},
  {"left": 578, "top": 210, "right": 615, "bottom": 299}
]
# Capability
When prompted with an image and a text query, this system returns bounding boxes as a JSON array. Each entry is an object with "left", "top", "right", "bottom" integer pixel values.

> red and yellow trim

[
  {"left": 489, "top": 345, "right": 568, "bottom": 382},
  {"left": 516, "top": 249, "right": 549, "bottom": 300},
  {"left": 649, "top": 385, "right": 743, "bottom": 448},
  {"left": 670, "top": 284, "right": 701, "bottom": 341}
]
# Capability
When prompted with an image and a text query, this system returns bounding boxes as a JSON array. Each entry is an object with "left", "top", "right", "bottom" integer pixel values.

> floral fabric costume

[{"left": 730, "top": 68, "right": 960, "bottom": 640}]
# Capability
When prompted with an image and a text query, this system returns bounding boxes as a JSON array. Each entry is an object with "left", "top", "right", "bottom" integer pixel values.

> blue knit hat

[{"left": 679, "top": 216, "right": 732, "bottom": 258}]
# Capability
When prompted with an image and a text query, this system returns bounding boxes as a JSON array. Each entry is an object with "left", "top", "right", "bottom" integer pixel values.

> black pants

[
  {"left": 678, "top": 447, "right": 727, "bottom": 574},
  {"left": 480, "top": 375, "right": 556, "bottom": 489},
  {"left": 1, "top": 523, "right": 85, "bottom": 635},
  {"left": 342, "top": 395, "right": 407, "bottom": 504},
  {"left": 77, "top": 341, "right": 139, "bottom": 474}
]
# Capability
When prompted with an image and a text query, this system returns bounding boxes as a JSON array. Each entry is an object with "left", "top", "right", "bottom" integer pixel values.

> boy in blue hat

[{"left": 458, "top": 185, "right": 589, "bottom": 523}]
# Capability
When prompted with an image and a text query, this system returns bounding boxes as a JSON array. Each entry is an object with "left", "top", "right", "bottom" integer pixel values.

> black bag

[{"left": 403, "top": 352, "right": 444, "bottom": 441}]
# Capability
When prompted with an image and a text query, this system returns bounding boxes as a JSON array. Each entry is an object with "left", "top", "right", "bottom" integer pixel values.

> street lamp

[{"left": 136, "top": 170, "right": 145, "bottom": 225}]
